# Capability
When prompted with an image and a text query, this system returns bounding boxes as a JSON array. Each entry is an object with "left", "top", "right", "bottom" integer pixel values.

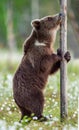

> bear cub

[{"left": 13, "top": 13, "right": 71, "bottom": 122}]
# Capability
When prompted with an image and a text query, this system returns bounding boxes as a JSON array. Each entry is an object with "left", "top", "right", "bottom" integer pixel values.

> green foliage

[
  {"left": 13, "top": 0, "right": 30, "bottom": 11},
  {"left": 0, "top": 2, "right": 7, "bottom": 45}
]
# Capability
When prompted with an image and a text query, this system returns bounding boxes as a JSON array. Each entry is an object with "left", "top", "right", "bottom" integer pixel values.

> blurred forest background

[{"left": 0, "top": 0, "right": 79, "bottom": 59}]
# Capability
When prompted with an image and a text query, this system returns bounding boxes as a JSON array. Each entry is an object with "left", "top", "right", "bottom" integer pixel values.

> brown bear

[{"left": 13, "top": 13, "right": 71, "bottom": 122}]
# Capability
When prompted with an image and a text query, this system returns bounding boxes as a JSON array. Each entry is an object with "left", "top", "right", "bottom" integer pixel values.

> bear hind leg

[
  {"left": 18, "top": 105, "right": 31, "bottom": 122},
  {"left": 29, "top": 90, "right": 47, "bottom": 121}
]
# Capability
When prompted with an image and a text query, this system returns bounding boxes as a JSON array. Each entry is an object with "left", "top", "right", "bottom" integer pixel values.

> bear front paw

[
  {"left": 57, "top": 48, "right": 62, "bottom": 56},
  {"left": 64, "top": 51, "right": 71, "bottom": 62}
]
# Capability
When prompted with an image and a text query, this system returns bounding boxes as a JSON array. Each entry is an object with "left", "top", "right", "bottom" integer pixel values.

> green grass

[{"left": 0, "top": 52, "right": 79, "bottom": 130}]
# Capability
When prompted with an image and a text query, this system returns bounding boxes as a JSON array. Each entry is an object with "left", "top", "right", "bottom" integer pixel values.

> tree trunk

[
  {"left": 6, "top": 1, "right": 16, "bottom": 65},
  {"left": 5, "top": 1, "right": 16, "bottom": 69},
  {"left": 60, "top": 0, "right": 68, "bottom": 121}
]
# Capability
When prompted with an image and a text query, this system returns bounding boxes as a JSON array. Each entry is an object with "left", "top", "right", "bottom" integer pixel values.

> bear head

[{"left": 31, "top": 13, "right": 63, "bottom": 45}]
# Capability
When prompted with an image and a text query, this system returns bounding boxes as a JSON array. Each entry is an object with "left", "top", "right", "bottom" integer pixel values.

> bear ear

[{"left": 31, "top": 19, "right": 40, "bottom": 29}]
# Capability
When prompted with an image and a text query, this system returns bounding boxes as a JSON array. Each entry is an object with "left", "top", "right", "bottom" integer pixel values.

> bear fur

[{"left": 13, "top": 13, "right": 70, "bottom": 121}]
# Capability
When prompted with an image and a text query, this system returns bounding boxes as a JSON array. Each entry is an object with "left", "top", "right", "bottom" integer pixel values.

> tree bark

[{"left": 60, "top": 0, "right": 68, "bottom": 121}]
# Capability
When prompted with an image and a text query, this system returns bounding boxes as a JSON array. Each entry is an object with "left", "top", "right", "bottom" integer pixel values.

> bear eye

[{"left": 48, "top": 17, "right": 52, "bottom": 21}]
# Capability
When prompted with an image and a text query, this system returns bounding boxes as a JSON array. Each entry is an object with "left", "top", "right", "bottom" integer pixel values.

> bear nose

[
  {"left": 59, "top": 13, "right": 65, "bottom": 18},
  {"left": 59, "top": 13, "right": 65, "bottom": 22},
  {"left": 59, "top": 13, "right": 62, "bottom": 18}
]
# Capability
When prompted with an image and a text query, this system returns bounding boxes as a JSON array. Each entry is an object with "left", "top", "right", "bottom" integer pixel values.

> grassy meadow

[{"left": 0, "top": 51, "right": 79, "bottom": 130}]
